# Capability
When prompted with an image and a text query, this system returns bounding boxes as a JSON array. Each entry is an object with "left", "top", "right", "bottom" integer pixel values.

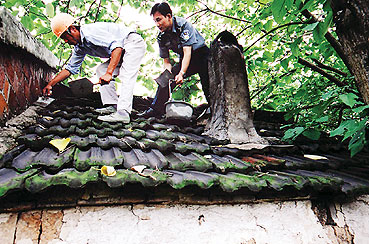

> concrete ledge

[{"left": 0, "top": 7, "right": 58, "bottom": 69}]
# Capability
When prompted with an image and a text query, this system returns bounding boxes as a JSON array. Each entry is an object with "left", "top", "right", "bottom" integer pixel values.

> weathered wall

[
  {"left": 0, "top": 196, "right": 368, "bottom": 244},
  {"left": 0, "top": 7, "right": 58, "bottom": 124},
  {"left": 0, "top": 45, "right": 55, "bottom": 123}
]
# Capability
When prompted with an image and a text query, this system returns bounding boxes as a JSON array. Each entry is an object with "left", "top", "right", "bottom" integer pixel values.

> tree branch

[
  {"left": 94, "top": 0, "right": 102, "bottom": 22},
  {"left": 250, "top": 69, "right": 297, "bottom": 100},
  {"left": 114, "top": 0, "right": 124, "bottom": 22},
  {"left": 191, "top": 9, "right": 209, "bottom": 24},
  {"left": 301, "top": 9, "right": 353, "bottom": 75},
  {"left": 298, "top": 57, "right": 345, "bottom": 87},
  {"left": 244, "top": 22, "right": 305, "bottom": 52},
  {"left": 81, "top": 0, "right": 96, "bottom": 21},
  {"left": 196, "top": 1, "right": 252, "bottom": 24},
  {"left": 236, "top": 24, "right": 253, "bottom": 37},
  {"left": 311, "top": 58, "right": 347, "bottom": 77},
  {"left": 187, "top": 8, "right": 207, "bottom": 19}
]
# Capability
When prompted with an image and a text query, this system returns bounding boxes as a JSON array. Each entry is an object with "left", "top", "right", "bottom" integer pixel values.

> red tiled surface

[
  {"left": 0, "top": 65, "right": 5, "bottom": 90},
  {"left": 0, "top": 44, "right": 55, "bottom": 122},
  {"left": 4, "top": 58, "right": 14, "bottom": 84},
  {"left": 0, "top": 93, "right": 7, "bottom": 116},
  {"left": 3, "top": 80, "right": 10, "bottom": 101}
]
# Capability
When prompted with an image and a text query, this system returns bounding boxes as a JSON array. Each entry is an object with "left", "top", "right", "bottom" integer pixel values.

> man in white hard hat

[{"left": 43, "top": 13, "right": 146, "bottom": 123}]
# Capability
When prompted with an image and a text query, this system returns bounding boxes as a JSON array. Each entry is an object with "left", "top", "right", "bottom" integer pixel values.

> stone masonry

[{"left": 0, "top": 7, "right": 58, "bottom": 125}]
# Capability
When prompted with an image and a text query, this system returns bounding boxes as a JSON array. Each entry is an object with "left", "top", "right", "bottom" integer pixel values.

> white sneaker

[
  {"left": 97, "top": 110, "right": 130, "bottom": 123},
  {"left": 96, "top": 106, "right": 116, "bottom": 114}
]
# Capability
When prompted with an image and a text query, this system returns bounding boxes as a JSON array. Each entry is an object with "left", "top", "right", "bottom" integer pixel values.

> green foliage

[{"left": 1, "top": 0, "right": 368, "bottom": 156}]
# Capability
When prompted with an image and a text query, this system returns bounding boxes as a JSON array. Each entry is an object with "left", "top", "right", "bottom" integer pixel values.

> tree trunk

[
  {"left": 204, "top": 31, "right": 266, "bottom": 144},
  {"left": 330, "top": 0, "right": 369, "bottom": 104}
]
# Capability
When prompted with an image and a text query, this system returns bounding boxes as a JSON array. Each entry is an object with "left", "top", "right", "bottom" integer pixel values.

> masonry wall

[
  {"left": 0, "top": 6, "right": 58, "bottom": 125},
  {"left": 0, "top": 43, "right": 55, "bottom": 124}
]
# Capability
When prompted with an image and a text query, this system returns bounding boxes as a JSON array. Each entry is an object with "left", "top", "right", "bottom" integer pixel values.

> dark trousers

[{"left": 151, "top": 46, "right": 210, "bottom": 113}]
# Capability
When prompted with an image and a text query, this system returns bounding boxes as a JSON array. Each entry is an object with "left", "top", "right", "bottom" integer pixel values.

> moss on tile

[
  {"left": 131, "top": 129, "right": 146, "bottom": 140},
  {"left": 167, "top": 153, "right": 213, "bottom": 172},
  {"left": 0, "top": 169, "right": 38, "bottom": 197},
  {"left": 154, "top": 139, "right": 175, "bottom": 152},
  {"left": 25, "top": 168, "right": 100, "bottom": 193},
  {"left": 257, "top": 172, "right": 303, "bottom": 191},
  {"left": 73, "top": 147, "right": 124, "bottom": 171},
  {"left": 102, "top": 169, "right": 168, "bottom": 188},
  {"left": 158, "top": 131, "right": 178, "bottom": 141},
  {"left": 167, "top": 171, "right": 217, "bottom": 190},
  {"left": 217, "top": 172, "right": 268, "bottom": 192},
  {"left": 305, "top": 175, "right": 343, "bottom": 191}
]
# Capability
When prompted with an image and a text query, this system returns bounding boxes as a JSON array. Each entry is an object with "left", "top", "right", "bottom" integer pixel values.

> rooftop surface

[{"left": 0, "top": 93, "right": 369, "bottom": 211}]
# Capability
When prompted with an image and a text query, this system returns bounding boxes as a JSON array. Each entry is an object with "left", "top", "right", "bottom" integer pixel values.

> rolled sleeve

[{"left": 110, "top": 40, "right": 124, "bottom": 53}]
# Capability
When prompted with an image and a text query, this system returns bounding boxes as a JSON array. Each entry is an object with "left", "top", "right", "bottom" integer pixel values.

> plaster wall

[{"left": 0, "top": 196, "right": 368, "bottom": 244}]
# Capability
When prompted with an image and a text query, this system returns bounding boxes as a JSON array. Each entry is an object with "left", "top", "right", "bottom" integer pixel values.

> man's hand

[
  {"left": 43, "top": 84, "right": 53, "bottom": 96},
  {"left": 99, "top": 73, "right": 113, "bottom": 85},
  {"left": 175, "top": 72, "right": 184, "bottom": 86},
  {"left": 42, "top": 69, "right": 71, "bottom": 96}
]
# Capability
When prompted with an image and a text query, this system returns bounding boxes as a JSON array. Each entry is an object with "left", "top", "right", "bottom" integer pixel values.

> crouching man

[
  {"left": 139, "top": 2, "right": 209, "bottom": 118},
  {"left": 43, "top": 13, "right": 146, "bottom": 123}
]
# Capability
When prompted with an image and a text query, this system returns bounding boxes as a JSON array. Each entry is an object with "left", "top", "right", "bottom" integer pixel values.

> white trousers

[{"left": 97, "top": 33, "right": 145, "bottom": 113}]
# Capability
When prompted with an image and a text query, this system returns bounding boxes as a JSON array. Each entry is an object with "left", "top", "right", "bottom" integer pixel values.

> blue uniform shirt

[
  {"left": 157, "top": 16, "right": 206, "bottom": 59},
  {"left": 65, "top": 22, "right": 133, "bottom": 75}
]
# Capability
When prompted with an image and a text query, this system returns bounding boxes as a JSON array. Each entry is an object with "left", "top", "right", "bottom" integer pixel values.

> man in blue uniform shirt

[
  {"left": 139, "top": 2, "right": 210, "bottom": 118},
  {"left": 43, "top": 13, "right": 145, "bottom": 123}
]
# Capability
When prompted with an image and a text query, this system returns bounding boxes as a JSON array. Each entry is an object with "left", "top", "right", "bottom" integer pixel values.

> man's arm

[
  {"left": 163, "top": 58, "right": 172, "bottom": 72},
  {"left": 175, "top": 46, "right": 192, "bottom": 85},
  {"left": 43, "top": 69, "right": 71, "bottom": 96},
  {"left": 99, "top": 47, "right": 123, "bottom": 84}
]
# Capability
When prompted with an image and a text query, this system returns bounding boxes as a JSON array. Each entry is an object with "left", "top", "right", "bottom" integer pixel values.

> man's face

[
  {"left": 153, "top": 11, "right": 172, "bottom": 32},
  {"left": 60, "top": 26, "right": 79, "bottom": 45}
]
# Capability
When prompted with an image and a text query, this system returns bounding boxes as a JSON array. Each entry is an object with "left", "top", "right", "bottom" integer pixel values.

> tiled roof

[{"left": 0, "top": 95, "right": 369, "bottom": 210}]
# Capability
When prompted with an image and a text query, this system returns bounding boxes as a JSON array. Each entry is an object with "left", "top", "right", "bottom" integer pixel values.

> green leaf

[
  {"left": 348, "top": 129, "right": 366, "bottom": 157},
  {"left": 70, "top": 0, "right": 80, "bottom": 7},
  {"left": 4, "top": 0, "right": 18, "bottom": 8},
  {"left": 21, "top": 15, "right": 34, "bottom": 31},
  {"left": 302, "top": 22, "right": 319, "bottom": 31},
  {"left": 316, "top": 116, "right": 329, "bottom": 122},
  {"left": 353, "top": 105, "right": 369, "bottom": 114},
  {"left": 343, "top": 120, "right": 366, "bottom": 141},
  {"left": 282, "top": 126, "right": 305, "bottom": 141},
  {"left": 280, "top": 58, "right": 290, "bottom": 71},
  {"left": 271, "top": 0, "right": 287, "bottom": 23},
  {"left": 46, "top": 3, "right": 55, "bottom": 18},
  {"left": 290, "top": 37, "right": 302, "bottom": 57},
  {"left": 303, "top": 128, "right": 321, "bottom": 140},
  {"left": 339, "top": 93, "right": 359, "bottom": 108},
  {"left": 264, "top": 20, "right": 273, "bottom": 31},
  {"left": 330, "top": 120, "right": 352, "bottom": 137}
]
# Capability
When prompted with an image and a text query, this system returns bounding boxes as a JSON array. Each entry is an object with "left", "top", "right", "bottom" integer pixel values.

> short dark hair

[{"left": 150, "top": 2, "right": 172, "bottom": 16}]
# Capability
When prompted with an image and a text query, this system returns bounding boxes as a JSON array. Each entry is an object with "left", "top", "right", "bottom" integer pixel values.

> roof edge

[{"left": 0, "top": 7, "right": 58, "bottom": 69}]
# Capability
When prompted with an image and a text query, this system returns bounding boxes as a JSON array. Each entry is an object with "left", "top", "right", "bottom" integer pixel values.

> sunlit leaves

[
  {"left": 271, "top": 0, "right": 293, "bottom": 23},
  {"left": 45, "top": 3, "right": 54, "bottom": 18},
  {"left": 21, "top": 15, "right": 33, "bottom": 31}
]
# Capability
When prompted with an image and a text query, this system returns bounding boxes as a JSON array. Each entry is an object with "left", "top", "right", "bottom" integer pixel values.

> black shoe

[{"left": 137, "top": 108, "right": 163, "bottom": 118}]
